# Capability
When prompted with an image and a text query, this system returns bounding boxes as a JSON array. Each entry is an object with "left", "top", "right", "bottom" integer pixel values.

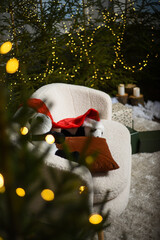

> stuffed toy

[
  {"left": 20, "top": 98, "right": 104, "bottom": 137},
  {"left": 14, "top": 110, "right": 79, "bottom": 160},
  {"left": 14, "top": 98, "right": 104, "bottom": 160},
  {"left": 28, "top": 113, "right": 79, "bottom": 160}
]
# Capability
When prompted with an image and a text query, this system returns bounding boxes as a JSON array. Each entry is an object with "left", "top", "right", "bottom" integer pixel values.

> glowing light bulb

[
  {"left": 45, "top": 134, "right": 55, "bottom": 144},
  {"left": 0, "top": 41, "right": 12, "bottom": 54},
  {"left": 79, "top": 185, "right": 87, "bottom": 194},
  {"left": 41, "top": 189, "right": 54, "bottom": 201},
  {"left": 89, "top": 213, "right": 103, "bottom": 224},
  {"left": 0, "top": 174, "right": 4, "bottom": 188},
  {"left": 20, "top": 127, "right": 28, "bottom": 135},
  {"left": 6, "top": 58, "right": 19, "bottom": 74},
  {"left": 16, "top": 188, "right": 25, "bottom": 197}
]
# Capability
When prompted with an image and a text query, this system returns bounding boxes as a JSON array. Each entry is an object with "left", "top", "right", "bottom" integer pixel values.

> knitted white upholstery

[
  {"left": 29, "top": 83, "right": 132, "bottom": 218},
  {"left": 31, "top": 83, "right": 112, "bottom": 121}
]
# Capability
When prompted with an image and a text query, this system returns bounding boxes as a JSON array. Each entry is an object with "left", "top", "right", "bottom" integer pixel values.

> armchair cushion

[{"left": 57, "top": 136, "right": 119, "bottom": 173}]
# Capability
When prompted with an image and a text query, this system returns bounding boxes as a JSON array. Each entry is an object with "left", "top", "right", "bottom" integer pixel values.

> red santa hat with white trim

[{"left": 26, "top": 98, "right": 100, "bottom": 129}]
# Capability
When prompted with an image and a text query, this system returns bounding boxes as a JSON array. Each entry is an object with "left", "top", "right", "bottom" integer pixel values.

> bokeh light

[
  {"left": 6, "top": 58, "right": 19, "bottom": 74},
  {"left": 0, "top": 41, "right": 12, "bottom": 54},
  {"left": 20, "top": 126, "right": 28, "bottom": 135},
  {"left": 45, "top": 134, "right": 55, "bottom": 144},
  {"left": 16, "top": 188, "right": 26, "bottom": 197},
  {"left": 41, "top": 189, "right": 54, "bottom": 201},
  {"left": 79, "top": 185, "right": 87, "bottom": 194},
  {"left": 89, "top": 213, "right": 103, "bottom": 224}
]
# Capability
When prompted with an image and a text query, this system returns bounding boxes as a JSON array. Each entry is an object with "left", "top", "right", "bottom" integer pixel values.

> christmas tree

[
  {"left": 0, "top": 85, "right": 111, "bottom": 239},
  {"left": 0, "top": 0, "right": 159, "bottom": 106},
  {"left": 1, "top": 1, "right": 159, "bottom": 238}
]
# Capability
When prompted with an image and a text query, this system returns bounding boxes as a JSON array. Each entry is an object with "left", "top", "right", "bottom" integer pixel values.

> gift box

[
  {"left": 112, "top": 103, "right": 133, "bottom": 128},
  {"left": 127, "top": 127, "right": 140, "bottom": 154},
  {"left": 126, "top": 128, "right": 160, "bottom": 154}
]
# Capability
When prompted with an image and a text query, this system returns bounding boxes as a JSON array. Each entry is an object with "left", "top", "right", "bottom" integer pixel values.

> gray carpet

[{"left": 104, "top": 117, "right": 160, "bottom": 240}]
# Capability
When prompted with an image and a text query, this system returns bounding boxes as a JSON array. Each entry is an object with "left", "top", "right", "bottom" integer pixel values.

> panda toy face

[
  {"left": 29, "top": 113, "right": 52, "bottom": 135},
  {"left": 82, "top": 118, "right": 104, "bottom": 138}
]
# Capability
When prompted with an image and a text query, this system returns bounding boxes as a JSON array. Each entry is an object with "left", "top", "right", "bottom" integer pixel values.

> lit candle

[
  {"left": 118, "top": 84, "right": 125, "bottom": 95},
  {"left": 133, "top": 87, "right": 140, "bottom": 97}
]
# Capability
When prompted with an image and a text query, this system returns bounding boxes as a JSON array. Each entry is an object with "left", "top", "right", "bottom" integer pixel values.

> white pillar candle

[
  {"left": 133, "top": 87, "right": 140, "bottom": 97},
  {"left": 118, "top": 84, "right": 125, "bottom": 95}
]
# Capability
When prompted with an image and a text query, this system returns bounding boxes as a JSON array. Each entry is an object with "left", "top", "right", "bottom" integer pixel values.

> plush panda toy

[
  {"left": 13, "top": 98, "right": 104, "bottom": 160},
  {"left": 14, "top": 110, "right": 69, "bottom": 157}
]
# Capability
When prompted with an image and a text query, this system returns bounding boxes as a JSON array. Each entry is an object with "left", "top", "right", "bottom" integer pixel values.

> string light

[
  {"left": 41, "top": 189, "right": 54, "bottom": 201},
  {"left": 16, "top": 188, "right": 26, "bottom": 197},
  {"left": 45, "top": 134, "right": 55, "bottom": 144},
  {"left": 79, "top": 185, "right": 87, "bottom": 194},
  {"left": 89, "top": 213, "right": 103, "bottom": 225},
  {"left": 0, "top": 41, "right": 12, "bottom": 54},
  {"left": 20, "top": 127, "right": 28, "bottom": 135},
  {"left": 4, "top": 1, "right": 154, "bottom": 101},
  {"left": 6, "top": 58, "right": 19, "bottom": 74}
]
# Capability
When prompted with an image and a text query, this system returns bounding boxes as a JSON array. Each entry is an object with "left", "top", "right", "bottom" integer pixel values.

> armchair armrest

[
  {"left": 46, "top": 153, "right": 94, "bottom": 211},
  {"left": 28, "top": 141, "right": 94, "bottom": 210}
]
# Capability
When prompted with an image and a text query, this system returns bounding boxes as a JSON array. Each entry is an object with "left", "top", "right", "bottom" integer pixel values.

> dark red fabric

[
  {"left": 57, "top": 137, "right": 119, "bottom": 173},
  {"left": 27, "top": 98, "right": 100, "bottom": 129}
]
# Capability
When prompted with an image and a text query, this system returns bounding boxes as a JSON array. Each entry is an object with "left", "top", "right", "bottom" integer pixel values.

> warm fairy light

[
  {"left": 16, "top": 188, "right": 26, "bottom": 197},
  {"left": 6, "top": 58, "right": 19, "bottom": 74},
  {"left": 79, "top": 185, "right": 87, "bottom": 194},
  {"left": 0, "top": 41, "right": 12, "bottom": 54},
  {"left": 89, "top": 213, "right": 103, "bottom": 224},
  {"left": 20, "top": 127, "right": 28, "bottom": 135},
  {"left": 41, "top": 189, "right": 54, "bottom": 201},
  {"left": 0, "top": 174, "right": 4, "bottom": 188},
  {"left": 85, "top": 156, "right": 94, "bottom": 165},
  {"left": 45, "top": 134, "right": 55, "bottom": 144},
  {"left": 7, "top": 4, "right": 152, "bottom": 94}
]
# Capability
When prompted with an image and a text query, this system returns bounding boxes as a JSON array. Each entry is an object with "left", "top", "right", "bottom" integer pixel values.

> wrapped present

[
  {"left": 139, "top": 130, "right": 160, "bottom": 153},
  {"left": 112, "top": 103, "right": 133, "bottom": 128},
  {"left": 127, "top": 127, "right": 140, "bottom": 154}
]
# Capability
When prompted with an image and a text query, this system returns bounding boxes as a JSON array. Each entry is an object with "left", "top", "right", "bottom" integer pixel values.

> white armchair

[
  {"left": 20, "top": 83, "right": 131, "bottom": 239},
  {"left": 30, "top": 83, "right": 131, "bottom": 214}
]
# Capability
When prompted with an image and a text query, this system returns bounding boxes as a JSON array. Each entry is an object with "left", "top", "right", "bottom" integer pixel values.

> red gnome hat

[{"left": 27, "top": 98, "right": 100, "bottom": 129}]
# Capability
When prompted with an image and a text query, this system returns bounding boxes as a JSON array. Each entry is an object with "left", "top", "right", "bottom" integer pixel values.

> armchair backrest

[{"left": 31, "top": 83, "right": 112, "bottom": 122}]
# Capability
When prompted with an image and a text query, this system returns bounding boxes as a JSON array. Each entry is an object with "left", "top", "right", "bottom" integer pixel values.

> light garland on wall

[
  {"left": 2, "top": 0, "right": 156, "bottom": 100},
  {"left": 103, "top": 1, "right": 153, "bottom": 73}
]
